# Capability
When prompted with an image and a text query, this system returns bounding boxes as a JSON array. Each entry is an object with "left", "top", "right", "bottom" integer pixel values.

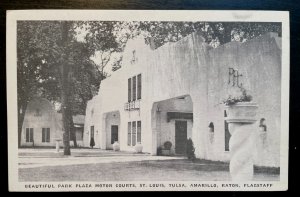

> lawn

[{"left": 19, "top": 159, "right": 279, "bottom": 182}]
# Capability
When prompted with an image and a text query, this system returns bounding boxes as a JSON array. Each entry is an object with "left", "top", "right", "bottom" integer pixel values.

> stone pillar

[
  {"left": 228, "top": 123, "right": 256, "bottom": 181},
  {"left": 151, "top": 103, "right": 159, "bottom": 156},
  {"left": 225, "top": 102, "right": 258, "bottom": 181}
]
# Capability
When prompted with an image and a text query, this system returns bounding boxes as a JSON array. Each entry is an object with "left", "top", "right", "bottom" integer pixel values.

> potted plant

[
  {"left": 223, "top": 87, "right": 258, "bottom": 123},
  {"left": 113, "top": 141, "right": 120, "bottom": 151},
  {"left": 161, "top": 141, "right": 172, "bottom": 156},
  {"left": 157, "top": 146, "right": 162, "bottom": 156},
  {"left": 134, "top": 142, "right": 143, "bottom": 153}
]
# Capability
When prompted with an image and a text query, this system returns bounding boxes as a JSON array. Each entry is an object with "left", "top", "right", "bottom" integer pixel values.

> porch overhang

[{"left": 166, "top": 112, "right": 193, "bottom": 122}]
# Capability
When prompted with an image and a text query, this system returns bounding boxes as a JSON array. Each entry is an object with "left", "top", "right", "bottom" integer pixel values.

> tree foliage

[
  {"left": 139, "top": 21, "right": 281, "bottom": 49},
  {"left": 17, "top": 21, "right": 101, "bottom": 113}
]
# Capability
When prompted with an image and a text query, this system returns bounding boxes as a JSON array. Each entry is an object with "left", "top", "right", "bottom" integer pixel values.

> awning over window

[{"left": 166, "top": 112, "right": 193, "bottom": 122}]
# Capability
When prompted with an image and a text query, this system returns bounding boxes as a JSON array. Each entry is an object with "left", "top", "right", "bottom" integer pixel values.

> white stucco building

[
  {"left": 21, "top": 97, "right": 85, "bottom": 147},
  {"left": 83, "top": 32, "right": 281, "bottom": 167}
]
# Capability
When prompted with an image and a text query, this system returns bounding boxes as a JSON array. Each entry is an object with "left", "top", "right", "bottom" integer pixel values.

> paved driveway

[{"left": 19, "top": 148, "right": 181, "bottom": 169}]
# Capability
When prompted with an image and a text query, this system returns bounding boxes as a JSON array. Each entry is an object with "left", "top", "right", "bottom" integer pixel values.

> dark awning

[{"left": 166, "top": 112, "right": 193, "bottom": 122}]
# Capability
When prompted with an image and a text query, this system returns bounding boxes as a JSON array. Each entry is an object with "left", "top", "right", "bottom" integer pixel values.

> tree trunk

[
  {"left": 17, "top": 102, "right": 27, "bottom": 148},
  {"left": 69, "top": 114, "right": 77, "bottom": 148},
  {"left": 61, "top": 21, "right": 71, "bottom": 155}
]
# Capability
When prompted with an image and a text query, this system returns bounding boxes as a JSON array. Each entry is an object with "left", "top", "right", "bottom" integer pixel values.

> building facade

[
  {"left": 21, "top": 97, "right": 85, "bottom": 147},
  {"left": 83, "top": 32, "right": 281, "bottom": 167}
]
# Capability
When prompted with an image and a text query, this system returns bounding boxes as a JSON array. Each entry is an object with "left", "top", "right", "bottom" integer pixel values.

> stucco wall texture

[{"left": 84, "top": 32, "right": 281, "bottom": 167}]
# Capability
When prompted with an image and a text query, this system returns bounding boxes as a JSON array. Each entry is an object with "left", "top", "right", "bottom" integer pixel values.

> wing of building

[
  {"left": 82, "top": 31, "right": 281, "bottom": 167},
  {"left": 21, "top": 97, "right": 85, "bottom": 147}
]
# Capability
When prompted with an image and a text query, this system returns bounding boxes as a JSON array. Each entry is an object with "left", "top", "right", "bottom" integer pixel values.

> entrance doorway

[
  {"left": 151, "top": 95, "right": 193, "bottom": 155},
  {"left": 103, "top": 111, "right": 120, "bottom": 149},
  {"left": 111, "top": 125, "right": 119, "bottom": 144},
  {"left": 175, "top": 120, "right": 187, "bottom": 154}
]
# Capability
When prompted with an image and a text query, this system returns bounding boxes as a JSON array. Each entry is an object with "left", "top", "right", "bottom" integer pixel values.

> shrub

[
  {"left": 157, "top": 146, "right": 162, "bottom": 156},
  {"left": 90, "top": 137, "right": 95, "bottom": 148},
  {"left": 186, "top": 138, "right": 196, "bottom": 160}
]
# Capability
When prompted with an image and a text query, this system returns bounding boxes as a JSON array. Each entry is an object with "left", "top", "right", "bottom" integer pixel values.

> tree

[
  {"left": 81, "top": 21, "right": 140, "bottom": 76},
  {"left": 17, "top": 21, "right": 100, "bottom": 153},
  {"left": 17, "top": 21, "right": 130, "bottom": 153}
]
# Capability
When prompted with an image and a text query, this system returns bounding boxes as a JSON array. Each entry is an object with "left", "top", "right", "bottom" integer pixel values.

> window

[
  {"left": 26, "top": 128, "right": 34, "bottom": 142},
  {"left": 137, "top": 74, "right": 142, "bottom": 99},
  {"left": 128, "top": 78, "right": 131, "bottom": 102},
  {"left": 127, "top": 122, "right": 131, "bottom": 146},
  {"left": 42, "top": 128, "right": 50, "bottom": 142},
  {"left": 76, "top": 127, "right": 84, "bottom": 141},
  {"left": 132, "top": 121, "right": 136, "bottom": 146},
  {"left": 127, "top": 74, "right": 142, "bottom": 102},
  {"left": 132, "top": 76, "right": 137, "bottom": 101},
  {"left": 111, "top": 125, "right": 118, "bottom": 144},
  {"left": 208, "top": 122, "right": 214, "bottom": 132},
  {"left": 259, "top": 118, "right": 267, "bottom": 132},
  {"left": 224, "top": 110, "right": 231, "bottom": 151},
  {"left": 90, "top": 126, "right": 94, "bottom": 138},
  {"left": 137, "top": 121, "right": 141, "bottom": 143},
  {"left": 128, "top": 121, "right": 142, "bottom": 146}
]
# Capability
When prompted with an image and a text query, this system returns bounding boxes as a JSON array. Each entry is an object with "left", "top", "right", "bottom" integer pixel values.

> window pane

[
  {"left": 91, "top": 126, "right": 94, "bottom": 138},
  {"left": 137, "top": 121, "right": 141, "bottom": 143},
  {"left": 42, "top": 128, "right": 45, "bottom": 142},
  {"left": 128, "top": 78, "right": 131, "bottom": 102},
  {"left": 127, "top": 122, "right": 131, "bottom": 146},
  {"left": 132, "top": 121, "right": 136, "bottom": 146},
  {"left": 137, "top": 74, "right": 142, "bottom": 99},
  {"left": 26, "top": 128, "right": 29, "bottom": 142},
  {"left": 111, "top": 126, "right": 118, "bottom": 144},
  {"left": 76, "top": 128, "right": 83, "bottom": 141},
  {"left": 47, "top": 128, "right": 50, "bottom": 142},
  {"left": 132, "top": 76, "right": 136, "bottom": 101},
  {"left": 30, "top": 128, "right": 33, "bottom": 142}
]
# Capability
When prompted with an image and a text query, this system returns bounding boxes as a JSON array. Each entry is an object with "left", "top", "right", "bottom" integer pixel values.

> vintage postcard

[{"left": 7, "top": 10, "right": 289, "bottom": 191}]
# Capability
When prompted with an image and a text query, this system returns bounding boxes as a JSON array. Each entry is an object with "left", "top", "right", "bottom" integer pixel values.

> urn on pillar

[
  {"left": 223, "top": 86, "right": 258, "bottom": 181},
  {"left": 224, "top": 101, "right": 258, "bottom": 181},
  {"left": 113, "top": 141, "right": 120, "bottom": 151},
  {"left": 134, "top": 142, "right": 143, "bottom": 153}
]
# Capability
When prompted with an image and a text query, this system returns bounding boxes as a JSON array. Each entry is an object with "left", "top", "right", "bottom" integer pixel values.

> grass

[{"left": 19, "top": 159, "right": 279, "bottom": 182}]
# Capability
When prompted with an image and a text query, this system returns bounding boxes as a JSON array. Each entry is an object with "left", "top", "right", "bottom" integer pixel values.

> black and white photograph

[{"left": 7, "top": 10, "right": 289, "bottom": 191}]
